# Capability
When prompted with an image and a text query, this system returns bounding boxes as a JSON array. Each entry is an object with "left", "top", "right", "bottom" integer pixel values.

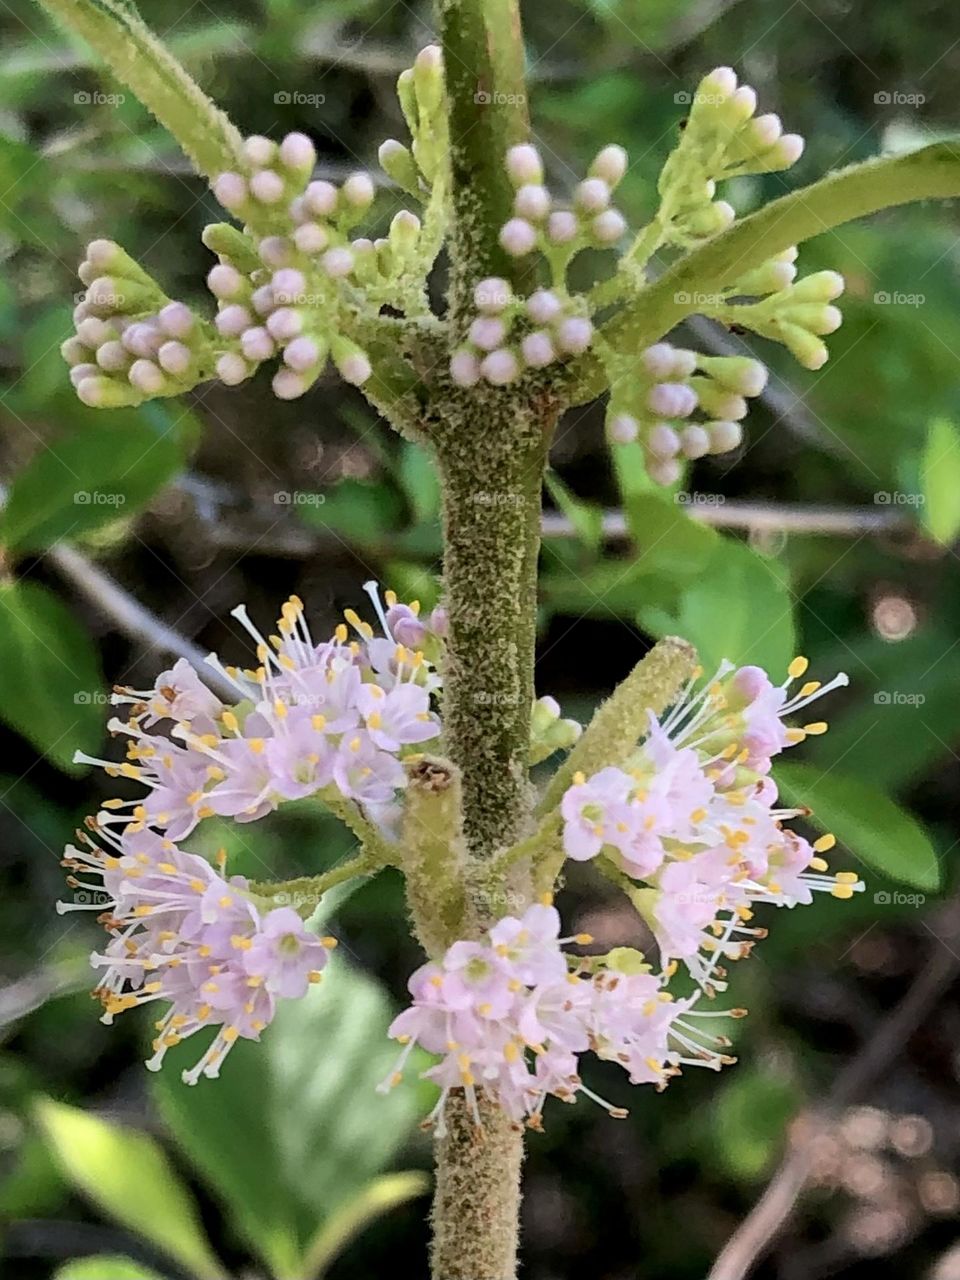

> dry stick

[{"left": 707, "top": 904, "right": 960, "bottom": 1280}]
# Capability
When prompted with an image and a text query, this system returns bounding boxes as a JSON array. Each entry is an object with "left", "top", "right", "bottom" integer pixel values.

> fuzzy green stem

[{"left": 402, "top": 755, "right": 470, "bottom": 954}]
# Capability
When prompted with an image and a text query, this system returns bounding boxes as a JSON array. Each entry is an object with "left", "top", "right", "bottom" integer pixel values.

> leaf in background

[
  {"left": 920, "top": 417, "right": 960, "bottom": 545},
  {"left": 708, "top": 1066, "right": 800, "bottom": 1181},
  {"left": 54, "top": 1259, "right": 170, "bottom": 1280},
  {"left": 152, "top": 958, "right": 431, "bottom": 1277},
  {"left": 624, "top": 492, "right": 718, "bottom": 580},
  {"left": 545, "top": 470, "right": 603, "bottom": 554},
  {"left": 398, "top": 442, "right": 441, "bottom": 524},
  {"left": 776, "top": 762, "right": 941, "bottom": 891},
  {"left": 301, "top": 1171, "right": 430, "bottom": 1278},
  {"left": 34, "top": 1098, "right": 223, "bottom": 1280},
  {"left": 0, "top": 581, "right": 103, "bottom": 772},
  {"left": 1, "top": 419, "right": 182, "bottom": 552},
  {"left": 640, "top": 540, "right": 795, "bottom": 675},
  {"left": 298, "top": 479, "right": 404, "bottom": 546}
]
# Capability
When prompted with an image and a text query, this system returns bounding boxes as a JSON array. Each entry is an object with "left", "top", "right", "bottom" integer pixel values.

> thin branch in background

[{"left": 707, "top": 903, "right": 960, "bottom": 1280}]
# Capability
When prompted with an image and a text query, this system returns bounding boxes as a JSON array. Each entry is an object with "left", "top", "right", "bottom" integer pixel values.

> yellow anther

[
  {"left": 803, "top": 721, "right": 828, "bottom": 735},
  {"left": 788, "top": 656, "right": 809, "bottom": 679},
  {"left": 813, "top": 833, "right": 836, "bottom": 853}
]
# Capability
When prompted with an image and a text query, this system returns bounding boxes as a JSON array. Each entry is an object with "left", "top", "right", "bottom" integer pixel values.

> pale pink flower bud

[
  {"left": 243, "top": 135, "right": 276, "bottom": 166},
  {"left": 216, "top": 353, "right": 250, "bottom": 386},
  {"left": 85, "top": 238, "right": 119, "bottom": 268},
  {"left": 128, "top": 359, "right": 165, "bottom": 395},
  {"left": 241, "top": 326, "right": 275, "bottom": 361},
  {"left": 505, "top": 143, "right": 543, "bottom": 186},
  {"left": 648, "top": 457, "right": 682, "bottom": 486},
  {"left": 266, "top": 308, "right": 303, "bottom": 341},
  {"left": 575, "top": 178, "right": 610, "bottom": 212},
  {"left": 207, "top": 263, "right": 245, "bottom": 300},
  {"left": 212, "top": 173, "right": 248, "bottom": 210},
  {"left": 283, "top": 336, "right": 321, "bottom": 372},
  {"left": 514, "top": 184, "right": 551, "bottom": 221},
  {"left": 474, "top": 278, "right": 511, "bottom": 313},
  {"left": 338, "top": 350, "right": 372, "bottom": 385},
  {"left": 680, "top": 425, "right": 711, "bottom": 459},
  {"left": 592, "top": 209, "right": 626, "bottom": 243},
  {"left": 521, "top": 331, "right": 556, "bottom": 368},
  {"left": 342, "top": 173, "right": 375, "bottom": 209},
  {"left": 555, "top": 316, "right": 593, "bottom": 355},
  {"left": 259, "top": 236, "right": 294, "bottom": 268},
  {"left": 293, "top": 222, "right": 329, "bottom": 254},
  {"left": 751, "top": 113, "right": 782, "bottom": 148},
  {"left": 546, "top": 210, "right": 578, "bottom": 245},
  {"left": 272, "top": 368, "right": 308, "bottom": 400},
  {"left": 279, "top": 132, "right": 316, "bottom": 172},
  {"left": 729, "top": 85, "right": 757, "bottom": 121},
  {"left": 642, "top": 343, "right": 677, "bottom": 379},
  {"left": 772, "top": 134, "right": 805, "bottom": 167},
  {"left": 589, "top": 144, "right": 628, "bottom": 187},
  {"left": 499, "top": 218, "right": 537, "bottom": 257},
  {"left": 271, "top": 268, "right": 306, "bottom": 303},
  {"left": 76, "top": 376, "right": 109, "bottom": 406},
  {"left": 215, "top": 304, "right": 253, "bottom": 337},
  {"left": 69, "top": 363, "right": 98, "bottom": 388},
  {"left": 250, "top": 170, "right": 286, "bottom": 205},
  {"left": 450, "top": 349, "right": 480, "bottom": 387},
  {"left": 468, "top": 316, "right": 507, "bottom": 351},
  {"left": 158, "top": 341, "right": 192, "bottom": 377},
  {"left": 647, "top": 423, "right": 681, "bottom": 458},
  {"left": 96, "top": 340, "right": 130, "bottom": 373},
  {"left": 60, "top": 336, "right": 90, "bottom": 366},
  {"left": 708, "top": 420, "right": 743, "bottom": 453},
  {"left": 305, "top": 180, "right": 338, "bottom": 217},
  {"left": 157, "top": 301, "right": 194, "bottom": 339},
  {"left": 251, "top": 285, "right": 276, "bottom": 316},
  {"left": 321, "top": 247, "right": 354, "bottom": 279},
  {"left": 480, "top": 348, "right": 520, "bottom": 385},
  {"left": 526, "top": 289, "right": 561, "bottom": 325},
  {"left": 121, "top": 323, "right": 162, "bottom": 357},
  {"left": 700, "top": 66, "right": 738, "bottom": 99},
  {"left": 608, "top": 413, "right": 639, "bottom": 444},
  {"left": 713, "top": 200, "right": 736, "bottom": 228}
]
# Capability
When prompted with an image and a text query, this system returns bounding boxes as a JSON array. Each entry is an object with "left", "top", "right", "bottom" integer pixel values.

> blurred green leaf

[
  {"left": 709, "top": 1066, "right": 800, "bottom": 1181},
  {"left": 301, "top": 1171, "right": 430, "bottom": 1278},
  {"left": 920, "top": 417, "right": 960, "bottom": 545},
  {"left": 777, "top": 762, "right": 941, "bottom": 890},
  {"left": 2, "top": 419, "right": 182, "bottom": 552},
  {"left": 0, "top": 580, "right": 103, "bottom": 772},
  {"left": 34, "top": 1098, "right": 223, "bottom": 1280},
  {"left": 54, "top": 1258, "right": 169, "bottom": 1280},
  {"left": 299, "top": 479, "right": 405, "bottom": 546},
  {"left": 398, "top": 442, "right": 441, "bottom": 524},
  {"left": 625, "top": 492, "right": 718, "bottom": 579},
  {"left": 545, "top": 470, "right": 603, "bottom": 554},
  {"left": 152, "top": 958, "right": 431, "bottom": 1276}
]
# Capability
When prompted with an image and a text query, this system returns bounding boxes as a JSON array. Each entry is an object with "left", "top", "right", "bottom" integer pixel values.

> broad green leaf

[
  {"left": 2, "top": 420, "right": 182, "bottom": 552},
  {"left": 55, "top": 1258, "right": 169, "bottom": 1280},
  {"left": 398, "top": 442, "right": 442, "bottom": 524},
  {"left": 36, "top": 0, "right": 242, "bottom": 179},
  {"left": 920, "top": 417, "right": 960, "bottom": 545},
  {"left": 776, "top": 763, "right": 941, "bottom": 891},
  {"left": 152, "top": 959, "right": 430, "bottom": 1277},
  {"left": 0, "top": 581, "right": 103, "bottom": 772},
  {"left": 624, "top": 492, "right": 718, "bottom": 579},
  {"left": 34, "top": 1099, "right": 223, "bottom": 1280},
  {"left": 640, "top": 540, "right": 795, "bottom": 675},
  {"left": 298, "top": 479, "right": 404, "bottom": 546},
  {"left": 301, "top": 1172, "right": 430, "bottom": 1278},
  {"left": 544, "top": 470, "right": 603, "bottom": 554},
  {"left": 709, "top": 1067, "right": 800, "bottom": 1181}
]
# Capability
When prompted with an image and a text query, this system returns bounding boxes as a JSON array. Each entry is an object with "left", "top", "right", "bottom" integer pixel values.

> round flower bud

[
  {"left": 158, "top": 341, "right": 192, "bottom": 377},
  {"left": 279, "top": 132, "right": 316, "bottom": 172},
  {"left": 728, "top": 85, "right": 757, "bottom": 122},
  {"left": 266, "top": 307, "right": 304, "bottom": 341},
  {"left": 69, "top": 363, "right": 98, "bottom": 388},
  {"left": 85, "top": 238, "right": 120, "bottom": 269},
  {"left": 589, "top": 144, "right": 628, "bottom": 187},
  {"left": 293, "top": 222, "right": 329, "bottom": 254},
  {"left": 305, "top": 180, "right": 338, "bottom": 217},
  {"left": 647, "top": 382, "right": 697, "bottom": 418},
  {"left": 60, "top": 336, "right": 90, "bottom": 366},
  {"left": 670, "top": 348, "right": 698, "bottom": 379},
  {"left": 215, "top": 304, "right": 251, "bottom": 337},
  {"left": 390, "top": 209, "right": 421, "bottom": 252},
  {"left": 450, "top": 349, "right": 480, "bottom": 388},
  {"left": 272, "top": 368, "right": 308, "bottom": 400},
  {"left": 288, "top": 196, "right": 306, "bottom": 224},
  {"left": 499, "top": 218, "right": 537, "bottom": 257},
  {"left": 505, "top": 143, "right": 543, "bottom": 186},
  {"left": 750, "top": 114, "right": 782, "bottom": 148},
  {"left": 96, "top": 340, "right": 130, "bottom": 373},
  {"left": 120, "top": 323, "right": 162, "bottom": 357},
  {"left": 216, "top": 353, "right": 250, "bottom": 386},
  {"left": 468, "top": 316, "right": 507, "bottom": 352},
  {"left": 250, "top": 170, "right": 286, "bottom": 205},
  {"left": 283, "top": 336, "right": 321, "bottom": 372},
  {"left": 699, "top": 66, "right": 738, "bottom": 100},
  {"left": 76, "top": 376, "right": 110, "bottom": 406},
  {"left": 128, "top": 358, "right": 166, "bottom": 395},
  {"left": 546, "top": 211, "right": 578, "bottom": 245},
  {"left": 575, "top": 178, "right": 610, "bottom": 213},
  {"left": 243, "top": 135, "right": 276, "bottom": 166},
  {"left": 480, "top": 348, "right": 520, "bottom": 385},
  {"left": 212, "top": 173, "right": 248, "bottom": 211},
  {"left": 526, "top": 289, "right": 562, "bottom": 325},
  {"left": 771, "top": 134, "right": 805, "bottom": 167},
  {"left": 707, "top": 420, "right": 743, "bottom": 454},
  {"left": 520, "top": 331, "right": 556, "bottom": 369},
  {"left": 607, "top": 413, "right": 639, "bottom": 444},
  {"left": 648, "top": 457, "right": 682, "bottom": 486},
  {"left": 321, "top": 247, "right": 354, "bottom": 279},
  {"left": 379, "top": 138, "right": 417, "bottom": 186},
  {"left": 271, "top": 268, "right": 306, "bottom": 304},
  {"left": 157, "top": 301, "right": 194, "bottom": 339},
  {"left": 337, "top": 349, "right": 372, "bottom": 386},
  {"left": 680, "top": 425, "right": 711, "bottom": 459},
  {"left": 342, "top": 172, "right": 375, "bottom": 209},
  {"left": 251, "top": 285, "right": 276, "bottom": 316},
  {"left": 474, "top": 277, "right": 511, "bottom": 313},
  {"left": 647, "top": 423, "right": 681, "bottom": 458},
  {"left": 207, "top": 263, "right": 245, "bottom": 300},
  {"left": 791, "top": 270, "right": 845, "bottom": 303},
  {"left": 241, "top": 326, "right": 275, "bottom": 361},
  {"left": 555, "top": 316, "right": 593, "bottom": 355},
  {"left": 514, "top": 184, "right": 551, "bottom": 221},
  {"left": 592, "top": 209, "right": 626, "bottom": 244},
  {"left": 259, "top": 236, "right": 294, "bottom": 268}
]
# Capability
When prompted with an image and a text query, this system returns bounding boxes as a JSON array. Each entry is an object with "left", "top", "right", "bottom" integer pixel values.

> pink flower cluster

[
  {"left": 381, "top": 903, "right": 734, "bottom": 1130},
  {"left": 561, "top": 658, "right": 862, "bottom": 988},
  {"left": 59, "top": 824, "right": 333, "bottom": 1084},
  {"left": 79, "top": 586, "right": 445, "bottom": 843}
]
